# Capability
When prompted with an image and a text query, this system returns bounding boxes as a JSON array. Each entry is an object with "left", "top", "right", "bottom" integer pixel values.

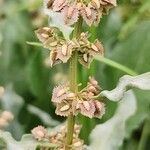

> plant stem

[
  {"left": 137, "top": 117, "right": 150, "bottom": 150},
  {"left": 94, "top": 56, "right": 138, "bottom": 76},
  {"left": 65, "top": 18, "right": 82, "bottom": 150}
]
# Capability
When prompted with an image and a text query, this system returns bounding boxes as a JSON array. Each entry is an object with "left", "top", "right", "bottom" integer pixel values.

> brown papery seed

[
  {"left": 57, "top": 89, "right": 66, "bottom": 97},
  {"left": 74, "top": 141, "right": 82, "bottom": 147},
  {"left": 43, "top": 27, "right": 50, "bottom": 31},
  {"left": 49, "top": 41, "right": 58, "bottom": 47},
  {"left": 61, "top": 44, "right": 68, "bottom": 56},
  {"left": 91, "top": 43, "right": 99, "bottom": 52},
  {"left": 67, "top": 6, "right": 74, "bottom": 19},
  {"left": 83, "top": 101, "right": 90, "bottom": 111},
  {"left": 60, "top": 105, "right": 70, "bottom": 112},
  {"left": 85, "top": 7, "right": 92, "bottom": 17},
  {"left": 92, "top": 0, "right": 100, "bottom": 8},
  {"left": 41, "top": 33, "right": 49, "bottom": 39},
  {"left": 83, "top": 54, "right": 88, "bottom": 62}
]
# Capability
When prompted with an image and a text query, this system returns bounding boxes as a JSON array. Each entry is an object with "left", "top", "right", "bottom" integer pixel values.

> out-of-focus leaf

[
  {"left": 0, "top": 86, "right": 24, "bottom": 139},
  {"left": 26, "top": 50, "right": 49, "bottom": 99},
  {"left": 44, "top": 9, "right": 73, "bottom": 39},
  {"left": 0, "top": 130, "right": 57, "bottom": 150},
  {"left": 100, "top": 20, "right": 150, "bottom": 145},
  {"left": 125, "top": 90, "right": 150, "bottom": 138},
  {"left": 27, "top": 105, "right": 60, "bottom": 127},
  {"left": 89, "top": 91, "right": 137, "bottom": 150},
  {"left": 101, "top": 72, "right": 150, "bottom": 101}
]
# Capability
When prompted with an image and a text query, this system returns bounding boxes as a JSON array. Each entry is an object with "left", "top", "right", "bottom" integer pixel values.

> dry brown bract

[
  {"left": 31, "top": 126, "right": 48, "bottom": 141},
  {"left": 51, "top": 77, "right": 105, "bottom": 118},
  {"left": 35, "top": 28, "right": 104, "bottom": 67},
  {"left": 31, "top": 124, "right": 87, "bottom": 149},
  {"left": 44, "top": 0, "right": 117, "bottom": 26}
]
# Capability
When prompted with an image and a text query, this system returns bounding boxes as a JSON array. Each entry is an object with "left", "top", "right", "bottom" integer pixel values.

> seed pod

[
  {"left": 74, "top": 141, "right": 82, "bottom": 147},
  {"left": 60, "top": 105, "right": 70, "bottom": 112},
  {"left": 57, "top": 89, "right": 67, "bottom": 97},
  {"left": 61, "top": 44, "right": 68, "bottom": 56},
  {"left": 52, "top": 0, "right": 67, "bottom": 12},
  {"left": 83, "top": 101, "right": 90, "bottom": 111},
  {"left": 79, "top": 100, "right": 95, "bottom": 118},
  {"left": 52, "top": 84, "right": 69, "bottom": 103},
  {"left": 31, "top": 126, "right": 48, "bottom": 141},
  {"left": 85, "top": 7, "right": 92, "bottom": 18},
  {"left": 83, "top": 54, "right": 88, "bottom": 62},
  {"left": 91, "top": 43, "right": 99, "bottom": 52},
  {"left": 67, "top": 92, "right": 76, "bottom": 98},
  {"left": 92, "top": 0, "right": 100, "bottom": 9},
  {"left": 63, "top": 4, "right": 79, "bottom": 25}
]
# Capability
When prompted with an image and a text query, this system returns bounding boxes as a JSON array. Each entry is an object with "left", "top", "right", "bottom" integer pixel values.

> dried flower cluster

[
  {"left": 44, "top": 0, "right": 117, "bottom": 26},
  {"left": 33, "top": 0, "right": 116, "bottom": 148},
  {"left": 52, "top": 77, "right": 105, "bottom": 118},
  {"left": 36, "top": 28, "right": 104, "bottom": 67},
  {"left": 31, "top": 124, "right": 87, "bottom": 150},
  {"left": 0, "top": 111, "right": 14, "bottom": 129}
]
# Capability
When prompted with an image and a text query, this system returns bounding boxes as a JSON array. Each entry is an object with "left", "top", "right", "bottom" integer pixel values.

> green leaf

[
  {"left": 26, "top": 50, "right": 49, "bottom": 99},
  {"left": 26, "top": 42, "right": 43, "bottom": 47}
]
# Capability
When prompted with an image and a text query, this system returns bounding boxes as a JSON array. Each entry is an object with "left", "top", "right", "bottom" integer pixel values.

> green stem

[
  {"left": 65, "top": 18, "right": 82, "bottom": 149},
  {"left": 137, "top": 117, "right": 150, "bottom": 150},
  {"left": 94, "top": 56, "right": 138, "bottom": 76}
]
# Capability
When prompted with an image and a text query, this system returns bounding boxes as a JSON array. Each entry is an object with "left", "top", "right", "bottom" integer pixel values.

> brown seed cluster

[
  {"left": 52, "top": 77, "right": 105, "bottom": 118},
  {"left": 36, "top": 28, "right": 104, "bottom": 67},
  {"left": 0, "top": 111, "right": 14, "bottom": 129},
  {"left": 44, "top": 0, "right": 117, "bottom": 26},
  {"left": 31, "top": 124, "right": 87, "bottom": 150}
]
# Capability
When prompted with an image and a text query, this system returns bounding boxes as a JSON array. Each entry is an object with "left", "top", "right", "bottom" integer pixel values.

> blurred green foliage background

[{"left": 0, "top": 0, "right": 150, "bottom": 150}]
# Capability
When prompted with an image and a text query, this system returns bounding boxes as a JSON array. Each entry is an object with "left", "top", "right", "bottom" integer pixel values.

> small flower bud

[
  {"left": 31, "top": 126, "right": 48, "bottom": 141},
  {"left": 1, "top": 111, "right": 14, "bottom": 122}
]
